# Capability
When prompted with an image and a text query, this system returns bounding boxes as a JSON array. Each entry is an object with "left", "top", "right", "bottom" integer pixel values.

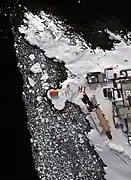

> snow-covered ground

[
  {"left": 18, "top": 10, "right": 131, "bottom": 180},
  {"left": 19, "top": 11, "right": 131, "bottom": 77},
  {"left": 88, "top": 129, "right": 131, "bottom": 180}
]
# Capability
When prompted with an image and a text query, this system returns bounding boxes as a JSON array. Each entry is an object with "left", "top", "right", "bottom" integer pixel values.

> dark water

[
  {"left": 0, "top": 9, "right": 40, "bottom": 179},
  {"left": 0, "top": 1, "right": 131, "bottom": 179}
]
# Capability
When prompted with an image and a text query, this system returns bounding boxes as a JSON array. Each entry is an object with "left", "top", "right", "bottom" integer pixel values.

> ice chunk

[
  {"left": 30, "top": 63, "right": 42, "bottom": 73},
  {"left": 42, "top": 83, "right": 49, "bottom": 89},
  {"left": 36, "top": 96, "right": 42, "bottom": 102},
  {"left": 79, "top": 138, "right": 84, "bottom": 144},
  {"left": 29, "top": 54, "right": 35, "bottom": 60},
  {"left": 29, "top": 89, "right": 32, "bottom": 93},
  {"left": 40, "top": 72, "right": 48, "bottom": 81},
  {"left": 41, "top": 118, "right": 44, "bottom": 123},
  {"left": 28, "top": 77, "right": 36, "bottom": 87}
]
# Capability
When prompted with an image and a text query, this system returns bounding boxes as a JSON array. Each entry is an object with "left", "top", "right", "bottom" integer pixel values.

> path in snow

[{"left": 88, "top": 129, "right": 131, "bottom": 180}]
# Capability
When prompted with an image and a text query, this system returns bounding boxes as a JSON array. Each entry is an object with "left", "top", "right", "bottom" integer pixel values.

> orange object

[{"left": 49, "top": 89, "right": 59, "bottom": 97}]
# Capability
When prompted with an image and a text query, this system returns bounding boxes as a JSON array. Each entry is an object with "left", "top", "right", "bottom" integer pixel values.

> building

[
  {"left": 86, "top": 72, "right": 104, "bottom": 84},
  {"left": 104, "top": 67, "right": 114, "bottom": 81},
  {"left": 112, "top": 76, "right": 131, "bottom": 144}
]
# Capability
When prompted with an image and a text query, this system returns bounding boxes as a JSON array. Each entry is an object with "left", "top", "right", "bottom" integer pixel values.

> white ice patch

[
  {"left": 28, "top": 77, "right": 36, "bottom": 87},
  {"left": 41, "top": 118, "right": 44, "bottom": 123},
  {"left": 29, "top": 89, "right": 32, "bottom": 93},
  {"left": 26, "top": 84, "right": 30, "bottom": 88},
  {"left": 41, "top": 64, "right": 45, "bottom": 68},
  {"left": 36, "top": 96, "right": 42, "bottom": 102},
  {"left": 42, "top": 83, "right": 49, "bottom": 89},
  {"left": 14, "top": 43, "right": 17, "bottom": 47},
  {"left": 78, "top": 172, "right": 82, "bottom": 177},
  {"left": 78, "top": 134, "right": 83, "bottom": 138},
  {"left": 30, "top": 62, "right": 42, "bottom": 73},
  {"left": 79, "top": 138, "right": 84, "bottom": 144},
  {"left": 29, "top": 54, "right": 35, "bottom": 60},
  {"left": 106, "top": 29, "right": 122, "bottom": 41},
  {"left": 40, "top": 72, "right": 48, "bottom": 81},
  {"left": 39, "top": 151, "right": 43, "bottom": 156}
]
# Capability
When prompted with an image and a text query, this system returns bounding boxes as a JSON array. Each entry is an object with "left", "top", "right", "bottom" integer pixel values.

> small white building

[{"left": 104, "top": 67, "right": 114, "bottom": 80}]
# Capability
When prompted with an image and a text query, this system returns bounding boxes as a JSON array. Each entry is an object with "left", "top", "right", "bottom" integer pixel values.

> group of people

[
  {"left": 81, "top": 93, "right": 112, "bottom": 140},
  {"left": 81, "top": 93, "right": 98, "bottom": 110}
]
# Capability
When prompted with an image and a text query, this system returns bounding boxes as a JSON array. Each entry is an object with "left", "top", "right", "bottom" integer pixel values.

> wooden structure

[
  {"left": 95, "top": 107, "right": 112, "bottom": 139},
  {"left": 90, "top": 111, "right": 103, "bottom": 133},
  {"left": 95, "top": 107, "right": 110, "bottom": 132}
]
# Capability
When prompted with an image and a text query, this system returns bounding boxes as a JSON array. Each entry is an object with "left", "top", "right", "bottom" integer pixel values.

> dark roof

[{"left": 87, "top": 72, "right": 103, "bottom": 76}]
